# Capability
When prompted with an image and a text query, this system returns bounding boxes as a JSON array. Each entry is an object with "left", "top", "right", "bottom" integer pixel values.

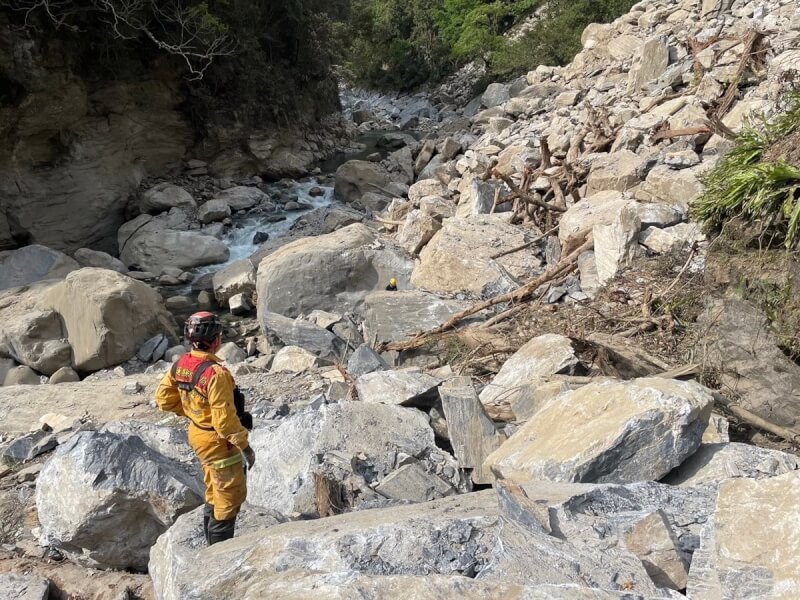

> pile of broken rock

[{"left": 2, "top": 333, "right": 798, "bottom": 599}]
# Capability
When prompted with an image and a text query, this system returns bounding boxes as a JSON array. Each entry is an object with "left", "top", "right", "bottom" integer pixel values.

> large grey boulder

[
  {"left": 396, "top": 209, "right": 441, "bottom": 255},
  {"left": 412, "top": 216, "right": 543, "bottom": 296},
  {"left": 484, "top": 378, "right": 713, "bottom": 485},
  {"left": 482, "top": 82, "right": 511, "bottom": 108},
  {"left": 639, "top": 223, "right": 704, "bottom": 255},
  {"left": 151, "top": 483, "right": 679, "bottom": 599},
  {"left": 37, "top": 431, "right": 203, "bottom": 570},
  {"left": 151, "top": 492, "right": 500, "bottom": 599},
  {"left": 43, "top": 268, "right": 176, "bottom": 371},
  {"left": 3, "top": 365, "right": 41, "bottom": 386},
  {"left": 496, "top": 478, "right": 717, "bottom": 557},
  {"left": 100, "top": 420, "right": 197, "bottom": 467},
  {"left": 440, "top": 377, "right": 506, "bottom": 484},
  {"left": 0, "top": 245, "right": 79, "bottom": 291},
  {"left": 663, "top": 442, "right": 800, "bottom": 487},
  {"left": 261, "top": 312, "right": 348, "bottom": 363},
  {"left": 688, "top": 471, "right": 800, "bottom": 599},
  {"left": 214, "top": 186, "right": 270, "bottom": 211},
  {"left": 363, "top": 290, "right": 470, "bottom": 344},
  {"left": 334, "top": 160, "right": 395, "bottom": 204},
  {"left": 0, "top": 282, "right": 72, "bottom": 375},
  {"left": 346, "top": 343, "right": 389, "bottom": 378},
  {"left": 0, "top": 574, "right": 52, "bottom": 600},
  {"left": 270, "top": 345, "right": 317, "bottom": 373},
  {"left": 212, "top": 259, "right": 256, "bottom": 307},
  {"left": 196, "top": 199, "right": 230, "bottom": 224},
  {"left": 0, "top": 429, "right": 57, "bottom": 464},
  {"left": 256, "top": 224, "right": 413, "bottom": 318},
  {"left": 139, "top": 183, "right": 196, "bottom": 213},
  {"left": 479, "top": 334, "right": 580, "bottom": 419},
  {"left": 356, "top": 369, "right": 441, "bottom": 407},
  {"left": 698, "top": 297, "right": 800, "bottom": 429},
  {"left": 247, "top": 403, "right": 463, "bottom": 516},
  {"left": 49, "top": 366, "right": 80, "bottom": 384},
  {"left": 120, "top": 229, "right": 229, "bottom": 272},
  {"left": 73, "top": 248, "right": 127, "bottom": 273},
  {"left": 641, "top": 165, "right": 704, "bottom": 207},
  {"left": 408, "top": 178, "right": 448, "bottom": 203},
  {"left": 628, "top": 36, "right": 669, "bottom": 91},
  {"left": 593, "top": 205, "right": 642, "bottom": 285},
  {"left": 455, "top": 179, "right": 499, "bottom": 218},
  {"left": 149, "top": 504, "right": 286, "bottom": 598},
  {"left": 558, "top": 192, "right": 635, "bottom": 247},
  {"left": 216, "top": 342, "right": 247, "bottom": 365},
  {"left": 118, "top": 210, "right": 190, "bottom": 249},
  {"left": 585, "top": 151, "right": 647, "bottom": 196}
]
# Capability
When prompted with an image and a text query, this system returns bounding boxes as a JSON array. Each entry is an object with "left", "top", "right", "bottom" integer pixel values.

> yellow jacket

[{"left": 155, "top": 350, "right": 250, "bottom": 451}]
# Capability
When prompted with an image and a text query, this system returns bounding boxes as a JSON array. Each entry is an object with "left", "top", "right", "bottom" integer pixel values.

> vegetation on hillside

[
  {"left": 341, "top": 0, "right": 637, "bottom": 91},
  {"left": 2, "top": 0, "right": 641, "bottom": 119},
  {"left": 490, "top": 0, "right": 637, "bottom": 77},
  {"left": 694, "top": 92, "right": 800, "bottom": 248},
  {"left": 0, "top": 0, "right": 342, "bottom": 126}
]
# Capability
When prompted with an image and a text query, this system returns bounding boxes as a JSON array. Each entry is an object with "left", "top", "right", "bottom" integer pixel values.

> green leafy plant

[
  {"left": 693, "top": 92, "right": 800, "bottom": 248},
  {"left": 492, "top": 0, "right": 637, "bottom": 76}
]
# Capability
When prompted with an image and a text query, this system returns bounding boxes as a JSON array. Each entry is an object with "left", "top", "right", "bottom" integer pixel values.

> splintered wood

[{"left": 380, "top": 235, "right": 593, "bottom": 353}]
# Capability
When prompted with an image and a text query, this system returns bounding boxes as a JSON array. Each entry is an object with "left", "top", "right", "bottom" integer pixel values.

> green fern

[{"left": 693, "top": 92, "right": 800, "bottom": 247}]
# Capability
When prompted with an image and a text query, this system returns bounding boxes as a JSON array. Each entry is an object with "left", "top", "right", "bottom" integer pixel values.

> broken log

[
  {"left": 651, "top": 125, "right": 712, "bottom": 143},
  {"left": 712, "top": 392, "right": 800, "bottom": 447},
  {"left": 493, "top": 169, "right": 567, "bottom": 213},
  {"left": 489, "top": 224, "right": 559, "bottom": 259},
  {"left": 381, "top": 234, "right": 594, "bottom": 352}
]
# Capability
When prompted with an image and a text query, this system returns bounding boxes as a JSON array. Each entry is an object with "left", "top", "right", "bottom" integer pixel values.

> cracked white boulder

[
  {"left": 688, "top": 470, "right": 800, "bottom": 599},
  {"left": 484, "top": 377, "right": 713, "bottom": 484},
  {"left": 479, "top": 334, "right": 580, "bottom": 418},
  {"left": 246, "top": 402, "right": 464, "bottom": 516}
]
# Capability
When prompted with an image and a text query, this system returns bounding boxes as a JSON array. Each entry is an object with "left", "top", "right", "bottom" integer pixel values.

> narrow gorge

[{"left": 2, "top": 0, "right": 800, "bottom": 598}]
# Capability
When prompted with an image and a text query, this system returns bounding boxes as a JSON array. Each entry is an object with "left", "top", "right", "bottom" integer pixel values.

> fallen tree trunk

[
  {"left": 651, "top": 125, "right": 712, "bottom": 143},
  {"left": 380, "top": 234, "right": 593, "bottom": 352},
  {"left": 712, "top": 392, "right": 800, "bottom": 447},
  {"left": 489, "top": 224, "right": 559, "bottom": 259}
]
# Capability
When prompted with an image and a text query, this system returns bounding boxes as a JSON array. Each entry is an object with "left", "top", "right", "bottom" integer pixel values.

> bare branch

[{"left": 1, "top": 0, "right": 236, "bottom": 80}]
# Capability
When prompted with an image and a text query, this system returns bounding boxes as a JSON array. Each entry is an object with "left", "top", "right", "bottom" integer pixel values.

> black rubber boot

[
  {"left": 207, "top": 515, "right": 236, "bottom": 546},
  {"left": 203, "top": 504, "right": 214, "bottom": 545}
]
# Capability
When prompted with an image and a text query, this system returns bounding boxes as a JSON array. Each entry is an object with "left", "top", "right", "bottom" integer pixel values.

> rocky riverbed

[{"left": 2, "top": 0, "right": 800, "bottom": 597}]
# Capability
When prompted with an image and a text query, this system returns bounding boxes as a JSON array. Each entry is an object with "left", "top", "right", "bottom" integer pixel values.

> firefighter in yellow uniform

[{"left": 155, "top": 311, "right": 256, "bottom": 545}]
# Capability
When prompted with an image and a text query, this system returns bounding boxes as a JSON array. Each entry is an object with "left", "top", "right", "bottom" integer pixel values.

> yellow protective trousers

[{"left": 188, "top": 423, "right": 247, "bottom": 521}]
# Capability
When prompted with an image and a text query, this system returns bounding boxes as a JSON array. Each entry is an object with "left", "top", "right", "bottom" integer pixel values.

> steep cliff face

[
  {"left": 0, "top": 23, "right": 191, "bottom": 253},
  {"left": 0, "top": 5, "right": 343, "bottom": 254}
]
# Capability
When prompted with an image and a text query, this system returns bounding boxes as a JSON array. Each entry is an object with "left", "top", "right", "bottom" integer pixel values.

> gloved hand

[{"left": 243, "top": 446, "right": 256, "bottom": 469}]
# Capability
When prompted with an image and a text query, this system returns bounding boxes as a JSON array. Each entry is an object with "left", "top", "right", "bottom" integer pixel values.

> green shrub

[
  {"left": 491, "top": 0, "right": 637, "bottom": 76},
  {"left": 693, "top": 92, "right": 800, "bottom": 248},
  {"left": 341, "top": 0, "right": 637, "bottom": 91}
]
